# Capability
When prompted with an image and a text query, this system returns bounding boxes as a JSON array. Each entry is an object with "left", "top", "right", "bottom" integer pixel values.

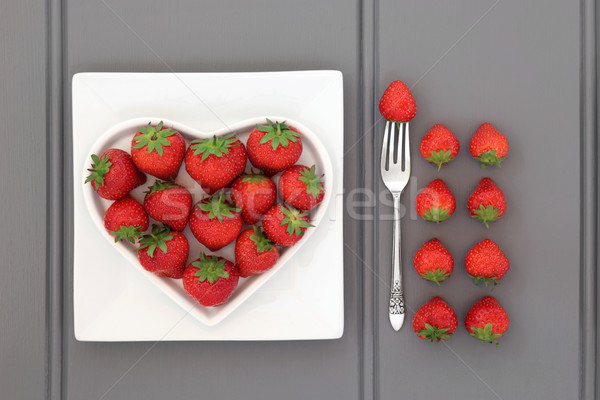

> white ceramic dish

[
  {"left": 82, "top": 116, "right": 333, "bottom": 326},
  {"left": 72, "top": 71, "right": 344, "bottom": 341}
]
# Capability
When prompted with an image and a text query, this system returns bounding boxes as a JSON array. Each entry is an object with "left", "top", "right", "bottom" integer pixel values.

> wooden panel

[
  {"left": 373, "top": 0, "right": 580, "bottom": 399},
  {"left": 0, "top": 1, "right": 48, "bottom": 399},
  {"left": 63, "top": 1, "right": 363, "bottom": 399}
]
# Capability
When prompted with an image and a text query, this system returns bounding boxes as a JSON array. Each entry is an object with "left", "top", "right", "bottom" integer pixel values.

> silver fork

[{"left": 380, "top": 121, "right": 410, "bottom": 331}]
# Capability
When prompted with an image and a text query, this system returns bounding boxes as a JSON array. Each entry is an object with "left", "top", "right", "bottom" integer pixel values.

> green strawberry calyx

[
  {"left": 298, "top": 165, "right": 324, "bottom": 198},
  {"left": 191, "top": 253, "right": 229, "bottom": 284},
  {"left": 471, "top": 204, "right": 499, "bottom": 229},
  {"left": 418, "top": 323, "right": 451, "bottom": 342},
  {"left": 426, "top": 150, "right": 455, "bottom": 172},
  {"left": 279, "top": 205, "right": 314, "bottom": 237},
  {"left": 241, "top": 172, "right": 269, "bottom": 184},
  {"left": 145, "top": 179, "right": 180, "bottom": 195},
  {"left": 469, "top": 322, "right": 502, "bottom": 345},
  {"left": 250, "top": 226, "right": 275, "bottom": 253},
  {"left": 198, "top": 192, "right": 240, "bottom": 223},
  {"left": 476, "top": 149, "right": 505, "bottom": 169},
  {"left": 132, "top": 121, "right": 177, "bottom": 156},
  {"left": 420, "top": 268, "right": 450, "bottom": 286},
  {"left": 138, "top": 224, "right": 174, "bottom": 258},
  {"left": 189, "top": 133, "right": 240, "bottom": 161},
  {"left": 257, "top": 119, "right": 300, "bottom": 150},
  {"left": 110, "top": 225, "right": 145, "bottom": 244},
  {"left": 471, "top": 275, "right": 499, "bottom": 288},
  {"left": 422, "top": 206, "right": 451, "bottom": 223},
  {"left": 85, "top": 154, "right": 112, "bottom": 189}
]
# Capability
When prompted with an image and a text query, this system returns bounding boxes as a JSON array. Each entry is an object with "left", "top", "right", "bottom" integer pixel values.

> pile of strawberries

[
  {"left": 379, "top": 80, "right": 510, "bottom": 345},
  {"left": 86, "top": 119, "right": 325, "bottom": 307}
]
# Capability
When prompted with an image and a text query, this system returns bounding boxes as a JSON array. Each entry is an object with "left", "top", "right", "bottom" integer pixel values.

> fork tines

[{"left": 381, "top": 121, "right": 410, "bottom": 173}]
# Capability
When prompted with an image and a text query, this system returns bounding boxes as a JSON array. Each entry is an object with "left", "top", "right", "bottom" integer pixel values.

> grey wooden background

[{"left": 0, "top": 0, "right": 597, "bottom": 399}]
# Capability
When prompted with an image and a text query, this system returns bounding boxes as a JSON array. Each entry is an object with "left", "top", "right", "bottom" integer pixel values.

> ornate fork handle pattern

[{"left": 389, "top": 280, "right": 405, "bottom": 314}]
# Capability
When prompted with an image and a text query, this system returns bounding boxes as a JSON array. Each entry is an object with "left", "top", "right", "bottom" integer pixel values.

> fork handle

[{"left": 389, "top": 193, "right": 405, "bottom": 331}]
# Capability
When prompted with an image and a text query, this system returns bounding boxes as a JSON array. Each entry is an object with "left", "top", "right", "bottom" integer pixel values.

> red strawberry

[
  {"left": 246, "top": 119, "right": 302, "bottom": 176},
  {"left": 262, "top": 203, "right": 313, "bottom": 247},
  {"left": 415, "top": 179, "right": 456, "bottom": 223},
  {"left": 279, "top": 165, "right": 325, "bottom": 210},
  {"left": 235, "top": 227, "right": 280, "bottom": 277},
  {"left": 467, "top": 177, "right": 507, "bottom": 228},
  {"left": 137, "top": 225, "right": 189, "bottom": 279},
  {"left": 465, "top": 296, "right": 509, "bottom": 345},
  {"left": 189, "top": 192, "right": 242, "bottom": 251},
  {"left": 104, "top": 196, "right": 149, "bottom": 243},
  {"left": 86, "top": 149, "right": 146, "bottom": 200},
  {"left": 465, "top": 239, "right": 510, "bottom": 287},
  {"left": 378, "top": 80, "right": 417, "bottom": 122},
  {"left": 183, "top": 253, "right": 239, "bottom": 307},
  {"left": 469, "top": 122, "right": 509, "bottom": 168},
  {"left": 143, "top": 180, "right": 192, "bottom": 232},
  {"left": 419, "top": 124, "right": 460, "bottom": 171},
  {"left": 131, "top": 121, "right": 186, "bottom": 180},
  {"left": 184, "top": 133, "right": 247, "bottom": 194},
  {"left": 412, "top": 297, "right": 458, "bottom": 342},
  {"left": 230, "top": 173, "right": 277, "bottom": 224},
  {"left": 413, "top": 238, "right": 454, "bottom": 285}
]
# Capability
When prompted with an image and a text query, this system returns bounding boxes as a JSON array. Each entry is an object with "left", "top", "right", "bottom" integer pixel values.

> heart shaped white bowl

[{"left": 81, "top": 116, "right": 334, "bottom": 326}]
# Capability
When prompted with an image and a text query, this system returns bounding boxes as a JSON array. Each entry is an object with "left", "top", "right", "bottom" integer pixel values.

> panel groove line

[
  {"left": 46, "top": 0, "right": 64, "bottom": 398},
  {"left": 360, "top": 0, "right": 377, "bottom": 399},
  {"left": 581, "top": 0, "right": 597, "bottom": 399}
]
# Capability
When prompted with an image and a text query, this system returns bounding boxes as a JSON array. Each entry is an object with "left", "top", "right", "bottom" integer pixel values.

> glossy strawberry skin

[
  {"left": 246, "top": 125, "right": 302, "bottom": 176},
  {"left": 412, "top": 297, "right": 458, "bottom": 342},
  {"left": 378, "top": 80, "right": 417, "bottom": 122},
  {"left": 469, "top": 122, "right": 509, "bottom": 168},
  {"left": 131, "top": 125, "right": 186, "bottom": 181},
  {"left": 144, "top": 183, "right": 192, "bottom": 232},
  {"left": 262, "top": 204, "right": 311, "bottom": 247},
  {"left": 137, "top": 231, "right": 189, "bottom": 279},
  {"left": 184, "top": 137, "right": 247, "bottom": 195},
  {"left": 230, "top": 174, "right": 277, "bottom": 224},
  {"left": 87, "top": 148, "right": 146, "bottom": 200},
  {"left": 465, "top": 296, "right": 509, "bottom": 344},
  {"left": 104, "top": 196, "right": 149, "bottom": 242},
  {"left": 188, "top": 198, "right": 242, "bottom": 251},
  {"left": 467, "top": 177, "right": 507, "bottom": 228},
  {"left": 279, "top": 165, "right": 325, "bottom": 211},
  {"left": 419, "top": 124, "right": 460, "bottom": 170},
  {"left": 413, "top": 238, "right": 454, "bottom": 285},
  {"left": 234, "top": 229, "right": 280, "bottom": 277},
  {"left": 415, "top": 179, "right": 456, "bottom": 223},
  {"left": 183, "top": 256, "right": 239, "bottom": 307},
  {"left": 465, "top": 239, "right": 510, "bottom": 285}
]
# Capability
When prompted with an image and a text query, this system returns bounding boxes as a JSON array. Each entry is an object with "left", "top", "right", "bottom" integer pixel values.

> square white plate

[{"left": 72, "top": 71, "right": 344, "bottom": 341}]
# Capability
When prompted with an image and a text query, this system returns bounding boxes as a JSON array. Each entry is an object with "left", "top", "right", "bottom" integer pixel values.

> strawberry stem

[
  {"left": 476, "top": 150, "right": 505, "bottom": 168},
  {"left": 138, "top": 225, "right": 174, "bottom": 258},
  {"left": 191, "top": 253, "right": 229, "bottom": 284},
  {"left": 85, "top": 154, "right": 112, "bottom": 190},
  {"left": 471, "top": 204, "right": 499, "bottom": 228},
  {"left": 422, "top": 206, "right": 451, "bottom": 223},
  {"left": 198, "top": 192, "right": 240, "bottom": 223},
  {"left": 249, "top": 226, "right": 275, "bottom": 252},
  {"left": 110, "top": 225, "right": 145, "bottom": 244},
  {"left": 298, "top": 165, "right": 324, "bottom": 198},
  {"left": 132, "top": 121, "right": 177, "bottom": 157},
  {"left": 189, "top": 133, "right": 240, "bottom": 161},
  {"left": 418, "top": 323, "right": 451, "bottom": 342},
  {"left": 469, "top": 323, "right": 502, "bottom": 345},
  {"left": 257, "top": 119, "right": 300, "bottom": 150}
]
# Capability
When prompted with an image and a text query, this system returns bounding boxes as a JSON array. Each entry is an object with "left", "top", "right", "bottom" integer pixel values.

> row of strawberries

[
  {"left": 86, "top": 119, "right": 324, "bottom": 307},
  {"left": 379, "top": 80, "right": 510, "bottom": 344}
]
